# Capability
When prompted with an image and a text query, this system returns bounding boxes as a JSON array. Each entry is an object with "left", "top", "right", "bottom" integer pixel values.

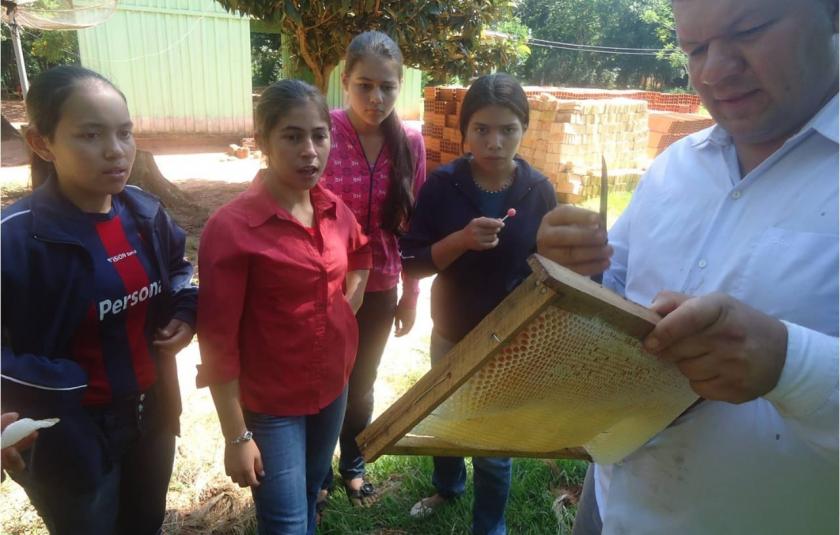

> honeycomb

[{"left": 408, "top": 305, "right": 698, "bottom": 463}]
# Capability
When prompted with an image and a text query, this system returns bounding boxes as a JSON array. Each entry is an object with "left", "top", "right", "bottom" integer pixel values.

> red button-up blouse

[{"left": 196, "top": 174, "right": 372, "bottom": 416}]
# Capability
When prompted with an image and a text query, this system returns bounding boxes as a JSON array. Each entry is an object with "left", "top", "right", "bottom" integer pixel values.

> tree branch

[
  {"left": 296, "top": 26, "right": 326, "bottom": 91},
  {"left": 304, "top": 6, "right": 340, "bottom": 31}
]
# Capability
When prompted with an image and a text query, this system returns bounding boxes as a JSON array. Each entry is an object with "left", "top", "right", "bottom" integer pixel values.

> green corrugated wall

[{"left": 77, "top": 0, "right": 253, "bottom": 134}]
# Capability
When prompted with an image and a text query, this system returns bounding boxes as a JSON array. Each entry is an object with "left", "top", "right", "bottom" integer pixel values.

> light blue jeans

[{"left": 245, "top": 387, "right": 347, "bottom": 535}]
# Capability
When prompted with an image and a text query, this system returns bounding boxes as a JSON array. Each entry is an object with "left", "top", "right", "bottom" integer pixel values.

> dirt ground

[
  {"left": 2, "top": 99, "right": 26, "bottom": 123},
  {"left": 0, "top": 158, "right": 255, "bottom": 264}
]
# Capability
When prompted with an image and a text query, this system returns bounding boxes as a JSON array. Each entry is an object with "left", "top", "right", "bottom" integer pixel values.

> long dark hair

[
  {"left": 459, "top": 73, "right": 530, "bottom": 148},
  {"left": 345, "top": 31, "right": 415, "bottom": 236},
  {"left": 25, "top": 66, "right": 126, "bottom": 189}
]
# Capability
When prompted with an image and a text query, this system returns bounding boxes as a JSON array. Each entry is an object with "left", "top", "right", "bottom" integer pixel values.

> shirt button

[
  {"left": 698, "top": 259, "right": 707, "bottom": 269},
  {"left": 731, "top": 190, "right": 742, "bottom": 199}
]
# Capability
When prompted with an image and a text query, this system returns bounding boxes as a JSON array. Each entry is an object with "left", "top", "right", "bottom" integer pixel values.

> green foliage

[
  {"left": 213, "top": 0, "right": 530, "bottom": 91},
  {"left": 1, "top": 27, "right": 79, "bottom": 96},
  {"left": 251, "top": 32, "right": 283, "bottom": 87},
  {"left": 483, "top": 14, "right": 532, "bottom": 77},
  {"left": 514, "top": 0, "right": 686, "bottom": 90},
  {"left": 639, "top": 0, "right": 688, "bottom": 78}
]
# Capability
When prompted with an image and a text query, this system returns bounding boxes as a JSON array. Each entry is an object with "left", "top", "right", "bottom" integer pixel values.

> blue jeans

[
  {"left": 430, "top": 331, "right": 512, "bottom": 535},
  {"left": 245, "top": 387, "right": 348, "bottom": 535},
  {"left": 12, "top": 387, "right": 175, "bottom": 535}
]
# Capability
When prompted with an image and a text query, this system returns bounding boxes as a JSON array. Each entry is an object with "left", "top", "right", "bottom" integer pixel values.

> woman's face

[
  {"left": 464, "top": 104, "right": 525, "bottom": 173},
  {"left": 31, "top": 82, "right": 136, "bottom": 208},
  {"left": 259, "top": 100, "right": 331, "bottom": 193},
  {"left": 342, "top": 55, "right": 402, "bottom": 128}
]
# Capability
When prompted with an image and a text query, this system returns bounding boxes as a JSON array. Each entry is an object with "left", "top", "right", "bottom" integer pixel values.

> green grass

[
  {"left": 578, "top": 191, "right": 634, "bottom": 229},
  {"left": 318, "top": 456, "right": 587, "bottom": 534}
]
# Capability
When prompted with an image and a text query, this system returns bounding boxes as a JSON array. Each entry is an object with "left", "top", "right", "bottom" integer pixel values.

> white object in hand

[{"left": 1, "top": 417, "right": 59, "bottom": 449}]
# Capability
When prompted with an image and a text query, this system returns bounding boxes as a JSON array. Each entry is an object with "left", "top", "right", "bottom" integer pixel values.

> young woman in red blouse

[{"left": 197, "top": 80, "right": 371, "bottom": 535}]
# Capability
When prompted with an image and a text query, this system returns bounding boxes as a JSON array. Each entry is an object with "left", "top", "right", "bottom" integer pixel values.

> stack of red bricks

[
  {"left": 422, "top": 85, "right": 468, "bottom": 172},
  {"left": 227, "top": 137, "right": 260, "bottom": 159},
  {"left": 522, "top": 87, "right": 701, "bottom": 114},
  {"left": 647, "top": 111, "right": 715, "bottom": 158},
  {"left": 519, "top": 93, "right": 648, "bottom": 203},
  {"left": 641, "top": 91, "right": 702, "bottom": 113}
]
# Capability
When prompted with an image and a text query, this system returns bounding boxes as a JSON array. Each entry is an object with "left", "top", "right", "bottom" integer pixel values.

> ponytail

[{"left": 380, "top": 110, "right": 415, "bottom": 236}]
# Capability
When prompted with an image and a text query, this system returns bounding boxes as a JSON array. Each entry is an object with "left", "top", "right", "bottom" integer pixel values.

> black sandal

[{"left": 342, "top": 478, "right": 377, "bottom": 507}]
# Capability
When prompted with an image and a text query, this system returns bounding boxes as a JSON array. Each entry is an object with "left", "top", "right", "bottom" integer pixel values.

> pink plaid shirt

[{"left": 322, "top": 109, "right": 426, "bottom": 306}]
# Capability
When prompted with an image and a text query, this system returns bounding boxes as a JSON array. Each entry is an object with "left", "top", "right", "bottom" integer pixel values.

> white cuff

[{"left": 764, "top": 321, "right": 839, "bottom": 419}]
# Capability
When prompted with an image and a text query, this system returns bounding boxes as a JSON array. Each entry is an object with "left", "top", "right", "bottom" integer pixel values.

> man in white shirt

[{"left": 537, "top": 0, "right": 839, "bottom": 533}]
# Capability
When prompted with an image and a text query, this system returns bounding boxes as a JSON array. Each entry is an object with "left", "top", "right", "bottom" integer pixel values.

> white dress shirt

[{"left": 596, "top": 95, "right": 839, "bottom": 534}]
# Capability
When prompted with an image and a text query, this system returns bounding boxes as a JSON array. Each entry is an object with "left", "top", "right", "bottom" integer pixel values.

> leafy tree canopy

[
  {"left": 514, "top": 0, "right": 686, "bottom": 90},
  {"left": 216, "top": 0, "right": 530, "bottom": 91}
]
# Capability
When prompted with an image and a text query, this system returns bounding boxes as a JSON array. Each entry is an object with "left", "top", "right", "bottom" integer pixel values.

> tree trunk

[
  {"left": 1, "top": 115, "right": 22, "bottom": 140},
  {"left": 1, "top": 115, "right": 29, "bottom": 167},
  {"left": 128, "top": 150, "right": 208, "bottom": 221},
  {"left": 314, "top": 64, "right": 339, "bottom": 94},
  {"left": 316, "top": 65, "right": 333, "bottom": 94},
  {"left": 291, "top": 28, "right": 337, "bottom": 94}
]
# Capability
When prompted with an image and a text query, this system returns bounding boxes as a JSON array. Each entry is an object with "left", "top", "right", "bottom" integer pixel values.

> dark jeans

[
  {"left": 12, "top": 387, "right": 176, "bottom": 535},
  {"left": 323, "top": 287, "right": 397, "bottom": 488},
  {"left": 246, "top": 387, "right": 348, "bottom": 535},
  {"left": 430, "top": 330, "right": 512, "bottom": 535}
]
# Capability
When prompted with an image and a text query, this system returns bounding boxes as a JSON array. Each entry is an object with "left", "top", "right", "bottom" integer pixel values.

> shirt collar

[
  {"left": 809, "top": 93, "right": 839, "bottom": 144},
  {"left": 692, "top": 92, "right": 839, "bottom": 149},
  {"left": 29, "top": 175, "right": 159, "bottom": 243},
  {"left": 245, "top": 170, "right": 337, "bottom": 228},
  {"left": 691, "top": 123, "right": 729, "bottom": 149}
]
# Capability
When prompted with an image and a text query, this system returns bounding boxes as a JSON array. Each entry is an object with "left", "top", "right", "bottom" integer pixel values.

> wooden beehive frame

[{"left": 357, "top": 255, "right": 664, "bottom": 463}]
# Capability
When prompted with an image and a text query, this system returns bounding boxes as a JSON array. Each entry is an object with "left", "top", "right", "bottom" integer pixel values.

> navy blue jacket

[
  {"left": 1, "top": 178, "right": 197, "bottom": 489},
  {"left": 400, "top": 156, "right": 557, "bottom": 342}
]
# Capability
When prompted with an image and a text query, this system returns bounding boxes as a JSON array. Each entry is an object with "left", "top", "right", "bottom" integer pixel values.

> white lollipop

[{"left": 1, "top": 418, "right": 60, "bottom": 449}]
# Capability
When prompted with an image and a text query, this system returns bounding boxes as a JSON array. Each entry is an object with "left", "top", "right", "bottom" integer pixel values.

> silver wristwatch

[{"left": 228, "top": 430, "right": 253, "bottom": 445}]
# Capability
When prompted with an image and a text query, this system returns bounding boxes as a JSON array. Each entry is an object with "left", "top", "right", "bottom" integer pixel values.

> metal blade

[
  {"left": 600, "top": 155, "right": 608, "bottom": 231},
  {"left": 592, "top": 155, "right": 609, "bottom": 285}
]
